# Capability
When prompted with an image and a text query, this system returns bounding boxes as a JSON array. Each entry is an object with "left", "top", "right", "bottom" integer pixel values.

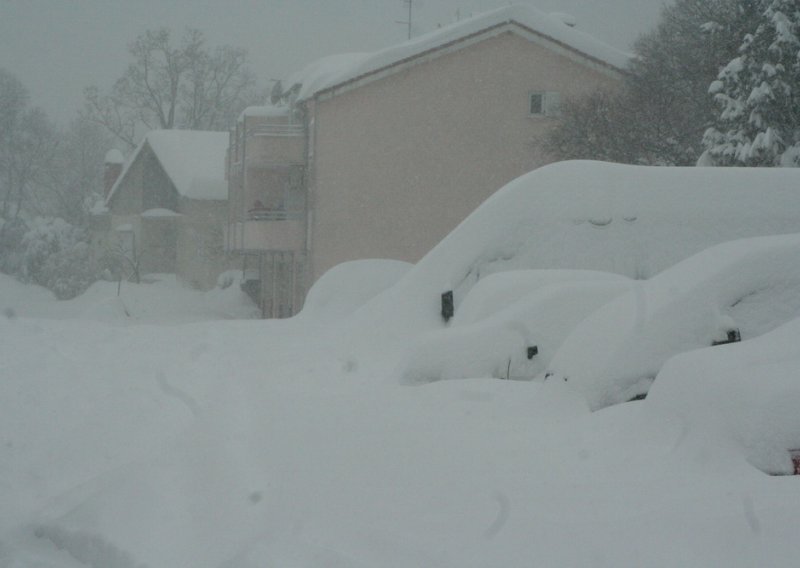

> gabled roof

[
  {"left": 107, "top": 130, "right": 229, "bottom": 204},
  {"left": 287, "top": 5, "right": 632, "bottom": 102}
]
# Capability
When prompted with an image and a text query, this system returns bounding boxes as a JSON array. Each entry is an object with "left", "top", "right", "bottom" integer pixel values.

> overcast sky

[{"left": 1, "top": 0, "right": 667, "bottom": 125}]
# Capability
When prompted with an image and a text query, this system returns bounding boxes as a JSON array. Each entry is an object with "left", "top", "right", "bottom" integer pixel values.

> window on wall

[{"left": 529, "top": 92, "right": 561, "bottom": 117}]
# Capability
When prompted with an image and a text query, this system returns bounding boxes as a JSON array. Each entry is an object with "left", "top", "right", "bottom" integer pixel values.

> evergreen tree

[
  {"left": 544, "top": 0, "right": 759, "bottom": 166},
  {"left": 704, "top": 0, "right": 800, "bottom": 166}
]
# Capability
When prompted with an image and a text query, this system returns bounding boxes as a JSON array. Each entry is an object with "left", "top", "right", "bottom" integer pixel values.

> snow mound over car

[
  {"left": 298, "top": 259, "right": 412, "bottom": 323},
  {"left": 348, "top": 161, "right": 800, "bottom": 342},
  {"left": 398, "top": 270, "right": 630, "bottom": 383},
  {"left": 644, "top": 315, "right": 800, "bottom": 476},
  {"left": 546, "top": 233, "right": 800, "bottom": 410}
]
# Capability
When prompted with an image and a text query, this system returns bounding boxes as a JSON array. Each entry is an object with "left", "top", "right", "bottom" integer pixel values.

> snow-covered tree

[
  {"left": 545, "top": 0, "right": 759, "bottom": 166},
  {"left": 704, "top": 0, "right": 800, "bottom": 166}
]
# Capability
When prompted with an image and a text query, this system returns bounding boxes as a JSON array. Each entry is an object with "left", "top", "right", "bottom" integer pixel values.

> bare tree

[
  {"left": 41, "top": 116, "right": 115, "bottom": 225},
  {"left": 85, "top": 28, "right": 261, "bottom": 149}
]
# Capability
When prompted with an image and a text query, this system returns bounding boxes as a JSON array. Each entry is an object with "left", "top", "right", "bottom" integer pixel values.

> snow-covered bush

[{"left": 19, "top": 217, "right": 100, "bottom": 299}]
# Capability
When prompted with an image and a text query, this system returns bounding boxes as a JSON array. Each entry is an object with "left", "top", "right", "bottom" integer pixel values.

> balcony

[
  {"left": 227, "top": 210, "right": 305, "bottom": 253},
  {"left": 246, "top": 123, "right": 305, "bottom": 138}
]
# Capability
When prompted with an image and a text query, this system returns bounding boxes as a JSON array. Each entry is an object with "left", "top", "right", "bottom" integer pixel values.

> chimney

[{"left": 103, "top": 149, "right": 124, "bottom": 197}]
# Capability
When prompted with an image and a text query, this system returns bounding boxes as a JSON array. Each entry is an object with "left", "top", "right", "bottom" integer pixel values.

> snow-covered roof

[
  {"left": 238, "top": 104, "right": 291, "bottom": 122},
  {"left": 288, "top": 5, "right": 632, "bottom": 101},
  {"left": 141, "top": 208, "right": 182, "bottom": 218},
  {"left": 107, "top": 130, "right": 229, "bottom": 204},
  {"left": 89, "top": 200, "right": 109, "bottom": 215},
  {"left": 104, "top": 149, "right": 124, "bottom": 165}
]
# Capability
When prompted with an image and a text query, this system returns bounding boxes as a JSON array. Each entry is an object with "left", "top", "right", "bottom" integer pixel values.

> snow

[
  {"left": 5, "top": 161, "right": 800, "bottom": 566},
  {"left": 0, "top": 273, "right": 260, "bottom": 323},
  {"left": 397, "top": 271, "right": 631, "bottom": 384},
  {"left": 103, "top": 149, "right": 124, "bottom": 165},
  {"left": 89, "top": 201, "right": 109, "bottom": 215},
  {"left": 238, "top": 103, "right": 292, "bottom": 121},
  {"left": 106, "top": 130, "right": 229, "bottom": 203},
  {"left": 546, "top": 234, "right": 800, "bottom": 410},
  {"left": 288, "top": 5, "right": 632, "bottom": 101},
  {"left": 141, "top": 208, "right": 181, "bottom": 218},
  {"left": 297, "top": 259, "right": 412, "bottom": 323},
  {"left": 340, "top": 160, "right": 800, "bottom": 354},
  {"left": 645, "top": 316, "right": 800, "bottom": 476}
]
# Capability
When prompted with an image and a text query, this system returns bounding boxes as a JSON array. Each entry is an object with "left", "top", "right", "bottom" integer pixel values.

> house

[
  {"left": 97, "top": 130, "right": 232, "bottom": 290},
  {"left": 226, "top": 5, "right": 630, "bottom": 317}
]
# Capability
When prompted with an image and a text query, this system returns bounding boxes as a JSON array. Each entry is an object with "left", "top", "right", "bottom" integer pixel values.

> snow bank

[
  {"left": 297, "top": 259, "right": 411, "bottom": 323},
  {"left": 5, "top": 260, "right": 800, "bottom": 566},
  {"left": 9, "top": 162, "right": 800, "bottom": 567},
  {"left": 141, "top": 208, "right": 181, "bottom": 218},
  {"left": 547, "top": 234, "right": 800, "bottom": 409},
  {"left": 0, "top": 273, "right": 259, "bottom": 323}
]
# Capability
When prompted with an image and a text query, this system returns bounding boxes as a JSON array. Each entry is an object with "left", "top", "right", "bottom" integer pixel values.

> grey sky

[{"left": 0, "top": 0, "right": 666, "bottom": 125}]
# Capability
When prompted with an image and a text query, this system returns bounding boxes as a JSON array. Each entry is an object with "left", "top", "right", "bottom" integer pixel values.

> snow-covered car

[
  {"left": 644, "top": 314, "right": 800, "bottom": 476},
  {"left": 297, "top": 259, "right": 412, "bottom": 323},
  {"left": 347, "top": 161, "right": 800, "bottom": 344},
  {"left": 397, "top": 270, "right": 630, "bottom": 383},
  {"left": 544, "top": 233, "right": 800, "bottom": 410}
]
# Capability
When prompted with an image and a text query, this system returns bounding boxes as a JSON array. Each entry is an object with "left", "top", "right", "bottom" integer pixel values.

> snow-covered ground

[{"left": 3, "top": 162, "right": 800, "bottom": 566}]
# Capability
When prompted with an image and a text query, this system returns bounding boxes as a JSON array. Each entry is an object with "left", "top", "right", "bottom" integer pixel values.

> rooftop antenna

[{"left": 396, "top": 0, "right": 413, "bottom": 40}]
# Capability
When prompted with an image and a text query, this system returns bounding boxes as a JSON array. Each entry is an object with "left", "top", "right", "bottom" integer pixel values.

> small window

[
  {"left": 529, "top": 91, "right": 561, "bottom": 117},
  {"left": 530, "top": 93, "right": 545, "bottom": 115}
]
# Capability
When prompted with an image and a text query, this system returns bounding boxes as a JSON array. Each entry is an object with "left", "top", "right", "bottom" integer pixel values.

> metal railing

[
  {"left": 245, "top": 209, "right": 305, "bottom": 221},
  {"left": 246, "top": 123, "right": 305, "bottom": 138}
]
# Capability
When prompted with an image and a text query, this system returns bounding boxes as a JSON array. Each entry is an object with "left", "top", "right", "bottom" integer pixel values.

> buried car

[
  {"left": 397, "top": 270, "right": 631, "bottom": 383},
  {"left": 544, "top": 233, "right": 800, "bottom": 410}
]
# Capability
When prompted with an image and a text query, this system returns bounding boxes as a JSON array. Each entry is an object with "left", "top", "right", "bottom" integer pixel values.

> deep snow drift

[
  {"left": 345, "top": 161, "right": 800, "bottom": 341},
  {"left": 4, "top": 161, "right": 800, "bottom": 567},
  {"left": 4, "top": 267, "right": 800, "bottom": 567}
]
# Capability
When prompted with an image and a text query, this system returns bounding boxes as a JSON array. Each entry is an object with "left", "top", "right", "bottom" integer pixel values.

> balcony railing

[
  {"left": 246, "top": 123, "right": 305, "bottom": 138},
  {"left": 246, "top": 208, "right": 305, "bottom": 221},
  {"left": 227, "top": 212, "right": 306, "bottom": 253}
]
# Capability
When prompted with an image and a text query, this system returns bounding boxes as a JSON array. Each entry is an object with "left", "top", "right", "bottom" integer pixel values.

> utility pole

[{"left": 396, "top": 0, "right": 413, "bottom": 40}]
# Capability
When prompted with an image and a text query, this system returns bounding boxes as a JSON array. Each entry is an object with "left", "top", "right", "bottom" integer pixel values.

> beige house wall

[
  {"left": 308, "top": 31, "right": 621, "bottom": 281},
  {"left": 176, "top": 198, "right": 233, "bottom": 289}
]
